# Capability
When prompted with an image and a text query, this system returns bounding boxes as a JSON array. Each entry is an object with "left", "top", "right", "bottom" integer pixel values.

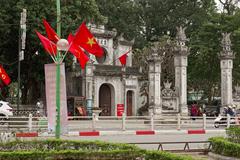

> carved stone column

[
  {"left": 174, "top": 26, "right": 189, "bottom": 116},
  {"left": 148, "top": 45, "right": 164, "bottom": 115},
  {"left": 219, "top": 33, "right": 235, "bottom": 111}
]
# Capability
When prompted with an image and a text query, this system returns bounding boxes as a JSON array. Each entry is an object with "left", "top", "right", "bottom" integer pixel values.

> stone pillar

[
  {"left": 148, "top": 49, "right": 163, "bottom": 115},
  {"left": 85, "top": 63, "right": 94, "bottom": 115},
  {"left": 174, "top": 26, "right": 189, "bottom": 116},
  {"left": 219, "top": 33, "right": 235, "bottom": 111}
]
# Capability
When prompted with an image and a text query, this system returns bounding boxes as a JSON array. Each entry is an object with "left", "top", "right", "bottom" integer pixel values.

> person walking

[{"left": 191, "top": 101, "right": 198, "bottom": 120}]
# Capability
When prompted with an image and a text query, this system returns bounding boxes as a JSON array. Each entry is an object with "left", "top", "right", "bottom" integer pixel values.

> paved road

[{"left": 62, "top": 132, "right": 225, "bottom": 150}]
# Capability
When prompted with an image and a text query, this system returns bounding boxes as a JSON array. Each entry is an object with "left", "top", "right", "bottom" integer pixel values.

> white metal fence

[
  {"left": 0, "top": 113, "right": 239, "bottom": 132},
  {"left": 0, "top": 114, "right": 48, "bottom": 132}
]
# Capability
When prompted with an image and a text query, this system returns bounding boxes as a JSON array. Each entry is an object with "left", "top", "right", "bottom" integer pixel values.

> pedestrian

[
  {"left": 191, "top": 101, "right": 198, "bottom": 120},
  {"left": 202, "top": 104, "right": 206, "bottom": 114}
]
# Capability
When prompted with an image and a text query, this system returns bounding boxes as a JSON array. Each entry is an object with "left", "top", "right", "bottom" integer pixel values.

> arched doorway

[
  {"left": 99, "top": 84, "right": 112, "bottom": 116},
  {"left": 127, "top": 90, "right": 134, "bottom": 116}
]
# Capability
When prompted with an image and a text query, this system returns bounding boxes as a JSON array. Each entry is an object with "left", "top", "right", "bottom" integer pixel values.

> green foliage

[
  {"left": 0, "top": 150, "right": 142, "bottom": 160},
  {"left": 0, "top": 139, "right": 139, "bottom": 151},
  {"left": 0, "top": 139, "right": 198, "bottom": 160},
  {"left": 145, "top": 150, "right": 195, "bottom": 160},
  {"left": 226, "top": 126, "right": 240, "bottom": 143},
  {"left": 209, "top": 137, "right": 240, "bottom": 158},
  {"left": 0, "top": 0, "right": 105, "bottom": 103},
  {"left": 0, "top": 139, "right": 143, "bottom": 160},
  {"left": 96, "top": 0, "right": 144, "bottom": 48}
]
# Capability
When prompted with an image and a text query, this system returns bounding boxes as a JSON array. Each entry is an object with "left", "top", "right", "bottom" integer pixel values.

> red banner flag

[
  {"left": 118, "top": 50, "right": 131, "bottom": 66},
  {"left": 67, "top": 33, "right": 89, "bottom": 69},
  {"left": 71, "top": 47, "right": 89, "bottom": 69},
  {"left": 0, "top": 65, "right": 11, "bottom": 85},
  {"left": 43, "top": 19, "right": 59, "bottom": 43},
  {"left": 36, "top": 31, "right": 57, "bottom": 55},
  {"left": 73, "top": 22, "right": 103, "bottom": 57}
]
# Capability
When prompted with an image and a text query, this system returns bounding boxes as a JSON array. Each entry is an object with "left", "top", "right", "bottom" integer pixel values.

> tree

[
  {"left": 0, "top": 0, "right": 105, "bottom": 103},
  {"left": 218, "top": 0, "right": 240, "bottom": 15},
  {"left": 188, "top": 8, "right": 240, "bottom": 103},
  {"left": 96, "top": 0, "right": 144, "bottom": 47}
]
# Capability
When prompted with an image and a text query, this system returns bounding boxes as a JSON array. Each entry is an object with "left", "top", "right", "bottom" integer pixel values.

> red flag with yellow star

[
  {"left": 0, "top": 65, "right": 11, "bottom": 85},
  {"left": 67, "top": 33, "right": 89, "bottom": 69},
  {"left": 73, "top": 22, "right": 103, "bottom": 57}
]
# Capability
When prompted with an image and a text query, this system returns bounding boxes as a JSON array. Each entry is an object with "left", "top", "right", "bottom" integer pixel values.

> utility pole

[{"left": 17, "top": 9, "right": 27, "bottom": 114}]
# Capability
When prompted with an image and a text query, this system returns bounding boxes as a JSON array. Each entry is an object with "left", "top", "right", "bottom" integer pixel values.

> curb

[
  {"left": 188, "top": 129, "right": 206, "bottom": 134},
  {"left": 208, "top": 152, "right": 240, "bottom": 160},
  {"left": 79, "top": 131, "right": 99, "bottom": 136},
  {"left": 136, "top": 130, "right": 155, "bottom": 135},
  {"left": 16, "top": 132, "right": 38, "bottom": 137},
  {"left": 66, "top": 129, "right": 225, "bottom": 136},
  {"left": 15, "top": 129, "right": 226, "bottom": 137}
]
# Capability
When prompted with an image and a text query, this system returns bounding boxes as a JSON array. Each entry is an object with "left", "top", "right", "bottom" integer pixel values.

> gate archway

[
  {"left": 127, "top": 90, "right": 134, "bottom": 116},
  {"left": 99, "top": 84, "right": 114, "bottom": 116}
]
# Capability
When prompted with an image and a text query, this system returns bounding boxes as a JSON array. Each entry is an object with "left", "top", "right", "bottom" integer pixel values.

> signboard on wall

[{"left": 117, "top": 104, "right": 124, "bottom": 116}]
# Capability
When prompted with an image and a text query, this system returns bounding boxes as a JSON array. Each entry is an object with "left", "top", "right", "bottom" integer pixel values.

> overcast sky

[{"left": 215, "top": 0, "right": 223, "bottom": 11}]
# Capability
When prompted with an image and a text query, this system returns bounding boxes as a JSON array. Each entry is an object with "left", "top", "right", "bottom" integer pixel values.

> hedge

[
  {"left": 145, "top": 151, "right": 195, "bottom": 160},
  {"left": 0, "top": 150, "right": 143, "bottom": 160},
  {"left": 0, "top": 139, "right": 138, "bottom": 151},
  {"left": 209, "top": 137, "right": 240, "bottom": 158},
  {"left": 226, "top": 126, "right": 240, "bottom": 143},
  {"left": 0, "top": 139, "right": 197, "bottom": 160}
]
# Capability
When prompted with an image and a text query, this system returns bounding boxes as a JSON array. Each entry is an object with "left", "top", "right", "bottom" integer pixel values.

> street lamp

[
  {"left": 57, "top": 39, "right": 69, "bottom": 51},
  {"left": 55, "top": 0, "right": 62, "bottom": 139},
  {"left": 55, "top": 39, "right": 69, "bottom": 138}
]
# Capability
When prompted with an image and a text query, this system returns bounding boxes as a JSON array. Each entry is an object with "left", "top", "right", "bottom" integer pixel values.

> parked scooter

[{"left": 214, "top": 114, "right": 235, "bottom": 128}]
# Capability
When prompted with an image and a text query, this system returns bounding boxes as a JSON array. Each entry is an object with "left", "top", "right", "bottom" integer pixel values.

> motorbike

[{"left": 214, "top": 114, "right": 236, "bottom": 128}]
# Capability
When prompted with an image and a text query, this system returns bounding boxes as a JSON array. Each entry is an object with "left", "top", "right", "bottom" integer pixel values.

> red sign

[{"left": 117, "top": 104, "right": 124, "bottom": 116}]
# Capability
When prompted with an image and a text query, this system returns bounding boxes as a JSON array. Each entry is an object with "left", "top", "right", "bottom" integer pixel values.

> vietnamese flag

[
  {"left": 0, "top": 65, "right": 11, "bottom": 85},
  {"left": 118, "top": 50, "right": 131, "bottom": 66},
  {"left": 73, "top": 22, "right": 103, "bottom": 57},
  {"left": 67, "top": 33, "right": 89, "bottom": 69},
  {"left": 36, "top": 31, "right": 57, "bottom": 55},
  {"left": 43, "top": 19, "right": 59, "bottom": 43},
  {"left": 70, "top": 47, "right": 89, "bottom": 69}
]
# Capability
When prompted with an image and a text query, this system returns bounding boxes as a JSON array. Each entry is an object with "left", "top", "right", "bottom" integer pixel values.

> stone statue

[
  {"left": 162, "top": 80, "right": 174, "bottom": 97},
  {"left": 176, "top": 26, "right": 187, "bottom": 42},
  {"left": 220, "top": 32, "right": 234, "bottom": 57},
  {"left": 221, "top": 33, "right": 231, "bottom": 47}
]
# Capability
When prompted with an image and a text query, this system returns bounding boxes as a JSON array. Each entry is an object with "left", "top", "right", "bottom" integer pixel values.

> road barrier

[
  {"left": 0, "top": 114, "right": 239, "bottom": 134},
  {"left": 0, "top": 114, "right": 48, "bottom": 132},
  {"left": 129, "top": 141, "right": 212, "bottom": 152}
]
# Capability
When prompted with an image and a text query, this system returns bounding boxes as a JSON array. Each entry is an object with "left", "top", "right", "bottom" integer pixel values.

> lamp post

[
  {"left": 55, "top": 0, "right": 61, "bottom": 139},
  {"left": 55, "top": 39, "right": 69, "bottom": 138}
]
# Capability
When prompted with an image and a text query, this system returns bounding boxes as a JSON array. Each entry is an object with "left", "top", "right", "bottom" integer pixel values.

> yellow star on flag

[{"left": 87, "top": 37, "right": 96, "bottom": 47}]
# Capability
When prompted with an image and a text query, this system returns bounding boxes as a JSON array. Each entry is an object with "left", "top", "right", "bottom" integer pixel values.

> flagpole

[{"left": 55, "top": 0, "right": 61, "bottom": 139}]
